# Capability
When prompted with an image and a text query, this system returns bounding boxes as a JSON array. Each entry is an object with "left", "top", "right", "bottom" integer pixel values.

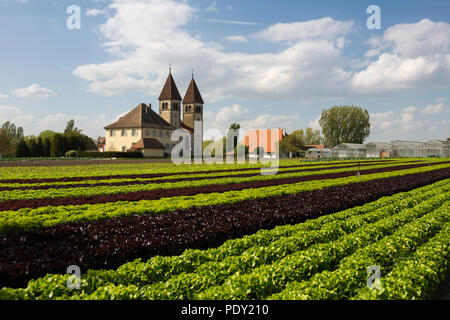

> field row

[
  {"left": 1, "top": 179, "right": 449, "bottom": 299},
  {"left": 0, "top": 160, "right": 427, "bottom": 202},
  {"left": 1, "top": 169, "right": 449, "bottom": 288},
  {"left": 1, "top": 162, "right": 447, "bottom": 212},
  {"left": 0, "top": 160, "right": 412, "bottom": 190},
  {"left": 0, "top": 159, "right": 403, "bottom": 181}
]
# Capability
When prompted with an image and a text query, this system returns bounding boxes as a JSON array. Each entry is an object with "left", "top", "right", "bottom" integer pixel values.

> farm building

[
  {"left": 305, "top": 139, "right": 450, "bottom": 159},
  {"left": 242, "top": 128, "right": 287, "bottom": 159},
  {"left": 366, "top": 142, "right": 392, "bottom": 158},
  {"left": 391, "top": 140, "right": 450, "bottom": 158},
  {"left": 330, "top": 143, "right": 367, "bottom": 158}
]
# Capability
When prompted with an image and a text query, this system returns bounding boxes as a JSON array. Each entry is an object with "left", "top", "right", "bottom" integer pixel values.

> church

[{"left": 104, "top": 70, "right": 204, "bottom": 157}]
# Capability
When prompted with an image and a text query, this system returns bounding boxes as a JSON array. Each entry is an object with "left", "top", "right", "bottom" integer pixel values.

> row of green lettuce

[
  {"left": 0, "top": 158, "right": 417, "bottom": 181},
  {"left": 0, "top": 160, "right": 395, "bottom": 189},
  {"left": 1, "top": 179, "right": 448, "bottom": 300},
  {"left": 0, "top": 161, "right": 434, "bottom": 201},
  {"left": 269, "top": 201, "right": 450, "bottom": 300},
  {"left": 1, "top": 163, "right": 449, "bottom": 234}
]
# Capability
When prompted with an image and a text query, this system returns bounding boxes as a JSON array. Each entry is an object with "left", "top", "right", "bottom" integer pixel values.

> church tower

[
  {"left": 159, "top": 69, "right": 182, "bottom": 128},
  {"left": 182, "top": 75, "right": 204, "bottom": 130}
]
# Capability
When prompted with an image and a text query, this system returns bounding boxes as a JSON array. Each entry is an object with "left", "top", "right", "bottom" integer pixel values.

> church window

[
  {"left": 166, "top": 131, "right": 170, "bottom": 138},
  {"left": 122, "top": 146, "right": 126, "bottom": 152},
  {"left": 144, "top": 129, "right": 149, "bottom": 137},
  {"left": 132, "top": 129, "right": 137, "bottom": 136},
  {"left": 109, "top": 130, "right": 114, "bottom": 137},
  {"left": 121, "top": 129, "right": 126, "bottom": 137},
  {"left": 152, "top": 130, "right": 156, "bottom": 137},
  {"left": 159, "top": 130, "right": 163, "bottom": 137}
]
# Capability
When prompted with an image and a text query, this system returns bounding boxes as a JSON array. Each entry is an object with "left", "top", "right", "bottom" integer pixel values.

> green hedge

[{"left": 77, "top": 151, "right": 143, "bottom": 159}]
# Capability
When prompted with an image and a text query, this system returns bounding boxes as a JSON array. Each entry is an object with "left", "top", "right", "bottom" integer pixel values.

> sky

[{"left": 0, "top": 0, "right": 449, "bottom": 142}]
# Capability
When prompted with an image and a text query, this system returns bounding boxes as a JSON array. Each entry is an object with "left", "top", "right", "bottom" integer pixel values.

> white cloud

[
  {"left": 11, "top": 84, "right": 56, "bottom": 99},
  {"left": 73, "top": 0, "right": 351, "bottom": 102},
  {"left": 307, "top": 115, "right": 321, "bottom": 131},
  {"left": 86, "top": 8, "right": 108, "bottom": 17},
  {"left": 0, "top": 93, "right": 9, "bottom": 99},
  {"left": 204, "top": 104, "right": 300, "bottom": 137},
  {"left": 73, "top": 1, "right": 450, "bottom": 103},
  {"left": 367, "top": 103, "right": 450, "bottom": 141},
  {"left": 0, "top": 105, "right": 113, "bottom": 137},
  {"left": 254, "top": 17, "right": 354, "bottom": 42},
  {"left": 422, "top": 100, "right": 447, "bottom": 115},
  {"left": 206, "top": 19, "right": 262, "bottom": 26},
  {"left": 224, "top": 35, "right": 248, "bottom": 43},
  {"left": 351, "top": 19, "right": 450, "bottom": 94}
]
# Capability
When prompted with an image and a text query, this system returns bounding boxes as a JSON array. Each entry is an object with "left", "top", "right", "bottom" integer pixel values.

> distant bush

[
  {"left": 78, "top": 151, "right": 144, "bottom": 158},
  {"left": 65, "top": 150, "right": 80, "bottom": 158}
]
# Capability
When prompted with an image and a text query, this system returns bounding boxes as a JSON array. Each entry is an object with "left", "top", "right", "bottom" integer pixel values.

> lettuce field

[{"left": 1, "top": 158, "right": 450, "bottom": 300}]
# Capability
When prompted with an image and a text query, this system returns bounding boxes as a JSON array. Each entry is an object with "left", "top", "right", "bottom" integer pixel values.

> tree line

[{"left": 0, "top": 120, "right": 96, "bottom": 158}]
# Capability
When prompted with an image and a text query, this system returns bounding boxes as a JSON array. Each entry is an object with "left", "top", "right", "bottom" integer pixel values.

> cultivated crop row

[
  {"left": 1, "top": 159, "right": 399, "bottom": 181},
  {"left": 0, "top": 161, "right": 429, "bottom": 202},
  {"left": 1, "top": 171, "right": 449, "bottom": 288},
  {"left": 1, "top": 164, "right": 448, "bottom": 232},
  {"left": 0, "top": 161, "right": 409, "bottom": 191},
  {"left": 1, "top": 179, "right": 448, "bottom": 299}
]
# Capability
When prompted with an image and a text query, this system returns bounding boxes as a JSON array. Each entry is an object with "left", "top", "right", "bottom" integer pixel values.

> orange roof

[
  {"left": 305, "top": 145, "right": 325, "bottom": 149},
  {"left": 242, "top": 129, "right": 285, "bottom": 153}
]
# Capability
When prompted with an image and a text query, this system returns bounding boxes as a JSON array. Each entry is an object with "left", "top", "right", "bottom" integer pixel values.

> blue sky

[{"left": 0, "top": 0, "right": 449, "bottom": 142}]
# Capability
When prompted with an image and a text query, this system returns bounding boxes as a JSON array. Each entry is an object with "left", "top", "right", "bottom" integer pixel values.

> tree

[
  {"left": 0, "top": 129, "right": 12, "bottom": 158},
  {"left": 304, "top": 127, "right": 322, "bottom": 145},
  {"left": 42, "top": 137, "right": 52, "bottom": 157},
  {"left": 50, "top": 133, "right": 68, "bottom": 157},
  {"left": 36, "top": 137, "right": 45, "bottom": 157},
  {"left": 319, "top": 105, "right": 370, "bottom": 147},
  {"left": 26, "top": 137, "right": 39, "bottom": 157},
  {"left": 227, "top": 123, "right": 241, "bottom": 153},
  {"left": 279, "top": 133, "right": 304, "bottom": 156},
  {"left": 0, "top": 121, "right": 24, "bottom": 157},
  {"left": 15, "top": 139, "right": 30, "bottom": 157},
  {"left": 64, "top": 119, "right": 82, "bottom": 135}
]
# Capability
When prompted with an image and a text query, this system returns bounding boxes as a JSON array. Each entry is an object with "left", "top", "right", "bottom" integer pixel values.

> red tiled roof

[
  {"left": 182, "top": 78, "right": 204, "bottom": 104},
  {"left": 128, "top": 138, "right": 166, "bottom": 151},
  {"left": 305, "top": 145, "right": 325, "bottom": 149},
  {"left": 158, "top": 72, "right": 182, "bottom": 101},
  {"left": 242, "top": 129, "right": 285, "bottom": 153},
  {"left": 104, "top": 103, "right": 174, "bottom": 130}
]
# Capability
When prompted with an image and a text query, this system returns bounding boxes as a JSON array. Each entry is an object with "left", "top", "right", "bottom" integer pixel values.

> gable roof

[
  {"left": 158, "top": 72, "right": 182, "bottom": 101},
  {"left": 104, "top": 103, "right": 175, "bottom": 130},
  {"left": 128, "top": 138, "right": 166, "bottom": 151},
  {"left": 183, "top": 78, "right": 204, "bottom": 104}
]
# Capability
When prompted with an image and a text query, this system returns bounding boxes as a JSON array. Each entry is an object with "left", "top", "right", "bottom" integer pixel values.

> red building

[{"left": 242, "top": 128, "right": 287, "bottom": 158}]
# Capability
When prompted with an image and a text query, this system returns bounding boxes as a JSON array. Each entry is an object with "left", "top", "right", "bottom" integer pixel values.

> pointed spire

[
  {"left": 183, "top": 77, "right": 204, "bottom": 104},
  {"left": 158, "top": 71, "right": 182, "bottom": 101}
]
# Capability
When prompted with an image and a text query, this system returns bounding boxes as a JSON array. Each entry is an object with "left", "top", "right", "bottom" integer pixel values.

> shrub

[{"left": 65, "top": 150, "right": 80, "bottom": 158}]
